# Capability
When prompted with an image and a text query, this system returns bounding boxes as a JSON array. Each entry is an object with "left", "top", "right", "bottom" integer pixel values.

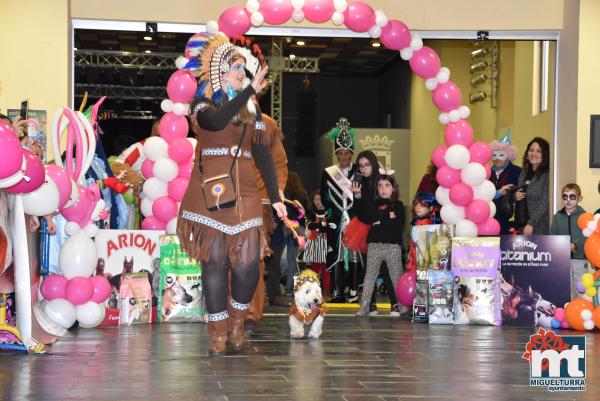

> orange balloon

[
  {"left": 578, "top": 213, "right": 594, "bottom": 230},
  {"left": 594, "top": 269, "right": 600, "bottom": 281},
  {"left": 565, "top": 298, "right": 595, "bottom": 330},
  {"left": 584, "top": 233, "right": 600, "bottom": 267},
  {"left": 593, "top": 306, "right": 600, "bottom": 329}
]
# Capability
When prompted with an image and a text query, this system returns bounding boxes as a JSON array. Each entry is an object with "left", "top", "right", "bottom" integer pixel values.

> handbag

[{"left": 199, "top": 124, "right": 247, "bottom": 212}]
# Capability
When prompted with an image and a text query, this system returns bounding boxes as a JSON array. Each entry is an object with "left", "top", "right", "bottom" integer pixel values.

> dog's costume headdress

[
  {"left": 292, "top": 269, "right": 321, "bottom": 293},
  {"left": 490, "top": 129, "right": 518, "bottom": 162},
  {"left": 328, "top": 117, "right": 356, "bottom": 154}
]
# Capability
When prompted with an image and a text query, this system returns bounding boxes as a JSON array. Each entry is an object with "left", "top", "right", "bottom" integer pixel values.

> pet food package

[
  {"left": 451, "top": 237, "right": 501, "bottom": 326},
  {"left": 427, "top": 270, "right": 454, "bottom": 324},
  {"left": 158, "top": 235, "right": 205, "bottom": 323},
  {"left": 95, "top": 230, "right": 163, "bottom": 325},
  {"left": 119, "top": 272, "right": 152, "bottom": 325},
  {"left": 412, "top": 224, "right": 455, "bottom": 323}
]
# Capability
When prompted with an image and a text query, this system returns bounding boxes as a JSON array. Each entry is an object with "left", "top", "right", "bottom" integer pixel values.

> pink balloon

[
  {"left": 432, "top": 81, "right": 462, "bottom": 112},
  {"left": 395, "top": 269, "right": 416, "bottom": 307},
  {"left": 166, "top": 70, "right": 197, "bottom": 104},
  {"left": 303, "top": 0, "right": 335, "bottom": 23},
  {"left": 431, "top": 145, "right": 448, "bottom": 168},
  {"left": 560, "top": 320, "right": 570, "bottom": 329},
  {"left": 259, "top": 0, "right": 293, "bottom": 25},
  {"left": 141, "top": 159, "right": 155, "bottom": 179},
  {"left": 409, "top": 46, "right": 441, "bottom": 79},
  {"left": 0, "top": 119, "right": 25, "bottom": 180},
  {"left": 380, "top": 19, "right": 411, "bottom": 51},
  {"left": 168, "top": 177, "right": 190, "bottom": 202},
  {"left": 152, "top": 196, "right": 178, "bottom": 222},
  {"left": 343, "top": 1, "right": 375, "bottom": 32},
  {"left": 477, "top": 217, "right": 501, "bottom": 235},
  {"left": 141, "top": 216, "right": 167, "bottom": 230},
  {"left": 444, "top": 120, "right": 473, "bottom": 147},
  {"left": 60, "top": 184, "right": 101, "bottom": 228},
  {"left": 65, "top": 277, "right": 93, "bottom": 306},
  {"left": 449, "top": 182, "right": 474, "bottom": 207},
  {"left": 3, "top": 149, "right": 45, "bottom": 194},
  {"left": 89, "top": 275, "right": 111, "bottom": 303},
  {"left": 469, "top": 141, "right": 492, "bottom": 164},
  {"left": 466, "top": 199, "right": 491, "bottom": 224},
  {"left": 40, "top": 275, "right": 68, "bottom": 301},
  {"left": 178, "top": 159, "right": 194, "bottom": 179},
  {"left": 44, "top": 164, "right": 73, "bottom": 209},
  {"left": 159, "top": 112, "right": 189, "bottom": 142},
  {"left": 436, "top": 166, "right": 461, "bottom": 189},
  {"left": 168, "top": 138, "right": 194, "bottom": 164},
  {"left": 218, "top": 6, "right": 251, "bottom": 36},
  {"left": 554, "top": 307, "right": 565, "bottom": 322}
]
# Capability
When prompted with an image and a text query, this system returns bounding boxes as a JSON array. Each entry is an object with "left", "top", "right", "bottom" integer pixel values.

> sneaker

[
  {"left": 389, "top": 304, "right": 400, "bottom": 317},
  {"left": 347, "top": 290, "right": 358, "bottom": 303},
  {"left": 368, "top": 303, "right": 378, "bottom": 316}
]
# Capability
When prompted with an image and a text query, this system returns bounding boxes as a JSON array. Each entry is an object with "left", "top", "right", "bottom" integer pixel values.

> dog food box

[
  {"left": 95, "top": 230, "right": 163, "bottom": 325},
  {"left": 158, "top": 235, "right": 205, "bottom": 323},
  {"left": 427, "top": 270, "right": 454, "bottom": 324},
  {"left": 451, "top": 237, "right": 501, "bottom": 326},
  {"left": 412, "top": 224, "right": 455, "bottom": 323},
  {"left": 119, "top": 272, "right": 152, "bottom": 325}
]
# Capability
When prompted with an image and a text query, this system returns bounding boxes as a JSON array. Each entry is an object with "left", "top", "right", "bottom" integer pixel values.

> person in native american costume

[
  {"left": 176, "top": 33, "right": 286, "bottom": 356},
  {"left": 319, "top": 118, "right": 359, "bottom": 303}
]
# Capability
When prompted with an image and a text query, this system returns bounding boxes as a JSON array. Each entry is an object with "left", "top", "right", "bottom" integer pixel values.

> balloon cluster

[
  {"left": 578, "top": 272, "right": 599, "bottom": 299},
  {"left": 550, "top": 307, "right": 569, "bottom": 329},
  {"left": 140, "top": 59, "right": 198, "bottom": 233},
  {"left": 577, "top": 213, "right": 600, "bottom": 267}
]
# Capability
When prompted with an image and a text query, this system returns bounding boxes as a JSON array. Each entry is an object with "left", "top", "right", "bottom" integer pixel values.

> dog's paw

[
  {"left": 307, "top": 333, "right": 321, "bottom": 339},
  {"left": 290, "top": 333, "right": 304, "bottom": 339}
]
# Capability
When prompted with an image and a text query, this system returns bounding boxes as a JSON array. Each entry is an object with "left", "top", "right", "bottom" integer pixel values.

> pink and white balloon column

[{"left": 140, "top": 68, "right": 197, "bottom": 233}]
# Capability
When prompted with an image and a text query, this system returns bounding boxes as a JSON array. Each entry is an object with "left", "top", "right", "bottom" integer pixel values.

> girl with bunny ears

[{"left": 356, "top": 171, "right": 405, "bottom": 317}]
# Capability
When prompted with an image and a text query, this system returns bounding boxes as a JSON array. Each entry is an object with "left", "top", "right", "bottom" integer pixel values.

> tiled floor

[{"left": 0, "top": 308, "right": 598, "bottom": 401}]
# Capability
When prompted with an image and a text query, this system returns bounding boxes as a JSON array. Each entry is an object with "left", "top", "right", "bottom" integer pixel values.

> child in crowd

[
  {"left": 356, "top": 172, "right": 405, "bottom": 316},
  {"left": 549, "top": 183, "right": 588, "bottom": 300},
  {"left": 406, "top": 192, "right": 441, "bottom": 271},
  {"left": 303, "top": 191, "right": 331, "bottom": 299}
]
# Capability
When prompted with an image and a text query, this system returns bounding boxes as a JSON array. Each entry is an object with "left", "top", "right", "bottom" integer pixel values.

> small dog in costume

[{"left": 288, "top": 269, "right": 327, "bottom": 339}]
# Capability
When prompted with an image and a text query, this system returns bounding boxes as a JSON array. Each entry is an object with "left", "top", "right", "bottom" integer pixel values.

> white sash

[{"left": 325, "top": 165, "right": 353, "bottom": 201}]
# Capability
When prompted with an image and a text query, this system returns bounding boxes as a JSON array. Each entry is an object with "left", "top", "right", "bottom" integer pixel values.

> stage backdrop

[{"left": 500, "top": 235, "right": 571, "bottom": 327}]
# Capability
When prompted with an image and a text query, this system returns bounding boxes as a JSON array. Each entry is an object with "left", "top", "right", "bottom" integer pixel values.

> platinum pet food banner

[
  {"left": 500, "top": 235, "right": 571, "bottom": 327},
  {"left": 94, "top": 230, "right": 163, "bottom": 325},
  {"left": 451, "top": 237, "right": 502, "bottom": 326}
]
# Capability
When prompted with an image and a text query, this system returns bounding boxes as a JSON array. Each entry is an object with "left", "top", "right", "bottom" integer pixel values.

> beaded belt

[{"left": 201, "top": 147, "right": 252, "bottom": 159}]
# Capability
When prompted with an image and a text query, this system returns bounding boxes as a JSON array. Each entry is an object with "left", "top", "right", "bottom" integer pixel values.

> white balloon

[
  {"left": 435, "top": 186, "right": 450, "bottom": 206},
  {"left": 488, "top": 201, "right": 496, "bottom": 218},
  {"left": 59, "top": 231, "right": 98, "bottom": 279},
  {"left": 583, "top": 319, "right": 595, "bottom": 331},
  {"left": 161, "top": 99, "right": 174, "bottom": 113},
  {"left": 331, "top": 11, "right": 344, "bottom": 25},
  {"left": 173, "top": 102, "right": 187, "bottom": 116},
  {"left": 167, "top": 217, "right": 178, "bottom": 234},
  {"left": 246, "top": 0, "right": 261, "bottom": 13},
  {"left": 143, "top": 177, "right": 168, "bottom": 201},
  {"left": 440, "top": 203, "right": 465, "bottom": 225},
  {"left": 583, "top": 228, "right": 594, "bottom": 237},
  {"left": 410, "top": 34, "right": 423, "bottom": 51},
  {"left": 251, "top": 11, "right": 264, "bottom": 27},
  {"left": 76, "top": 301, "right": 106, "bottom": 328},
  {"left": 455, "top": 219, "right": 478, "bottom": 237},
  {"left": 449, "top": 110, "right": 460, "bottom": 122},
  {"left": 473, "top": 180, "right": 496, "bottom": 202},
  {"left": 581, "top": 309, "right": 593, "bottom": 320},
  {"left": 334, "top": 0, "right": 348, "bottom": 13},
  {"left": 461, "top": 163, "right": 487, "bottom": 187},
  {"left": 438, "top": 113, "right": 450, "bottom": 125},
  {"left": 436, "top": 67, "right": 450, "bottom": 83},
  {"left": 175, "top": 56, "right": 188, "bottom": 70},
  {"left": 375, "top": 9, "right": 388, "bottom": 27},
  {"left": 368, "top": 25, "right": 381, "bottom": 38},
  {"left": 187, "top": 137, "right": 198, "bottom": 151},
  {"left": 64, "top": 221, "right": 81, "bottom": 236},
  {"left": 444, "top": 145, "right": 470, "bottom": 170},
  {"left": 292, "top": 9, "right": 304, "bottom": 23},
  {"left": 291, "top": 0, "right": 305, "bottom": 9},
  {"left": 143, "top": 137, "right": 169, "bottom": 162},
  {"left": 43, "top": 298, "right": 77, "bottom": 330},
  {"left": 400, "top": 48, "right": 413, "bottom": 61},
  {"left": 141, "top": 197, "right": 154, "bottom": 217},
  {"left": 84, "top": 223, "right": 99, "bottom": 238},
  {"left": 205, "top": 20, "right": 219, "bottom": 35},
  {"left": 22, "top": 176, "right": 61, "bottom": 216},
  {"left": 425, "top": 78, "right": 438, "bottom": 91},
  {"left": 458, "top": 105, "right": 471, "bottom": 119},
  {"left": 154, "top": 158, "right": 179, "bottom": 182}
]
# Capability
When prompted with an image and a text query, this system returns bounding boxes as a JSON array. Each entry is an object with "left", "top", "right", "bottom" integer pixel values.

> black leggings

[{"left": 202, "top": 230, "right": 260, "bottom": 314}]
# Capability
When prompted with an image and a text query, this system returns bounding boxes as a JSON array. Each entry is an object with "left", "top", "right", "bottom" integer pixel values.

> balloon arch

[{"left": 145, "top": 0, "right": 500, "bottom": 237}]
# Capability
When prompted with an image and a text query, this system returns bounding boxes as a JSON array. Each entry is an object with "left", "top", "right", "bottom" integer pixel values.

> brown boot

[
  {"left": 207, "top": 319, "right": 229, "bottom": 356},
  {"left": 228, "top": 306, "right": 248, "bottom": 351}
]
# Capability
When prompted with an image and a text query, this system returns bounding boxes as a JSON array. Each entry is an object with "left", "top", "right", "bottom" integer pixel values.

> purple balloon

[
  {"left": 577, "top": 283, "right": 586, "bottom": 293},
  {"left": 40, "top": 275, "right": 68, "bottom": 301}
]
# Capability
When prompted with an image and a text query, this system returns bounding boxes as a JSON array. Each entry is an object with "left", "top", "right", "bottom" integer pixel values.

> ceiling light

[
  {"left": 469, "top": 61, "right": 488, "bottom": 73},
  {"left": 469, "top": 91, "right": 488, "bottom": 103},
  {"left": 470, "top": 48, "right": 488, "bottom": 59},
  {"left": 296, "top": 40, "right": 305, "bottom": 46},
  {"left": 470, "top": 74, "right": 488, "bottom": 87},
  {"left": 145, "top": 49, "right": 152, "bottom": 54},
  {"left": 372, "top": 42, "right": 381, "bottom": 48},
  {"left": 289, "top": 54, "right": 296, "bottom": 60},
  {"left": 144, "top": 36, "right": 153, "bottom": 41}
]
